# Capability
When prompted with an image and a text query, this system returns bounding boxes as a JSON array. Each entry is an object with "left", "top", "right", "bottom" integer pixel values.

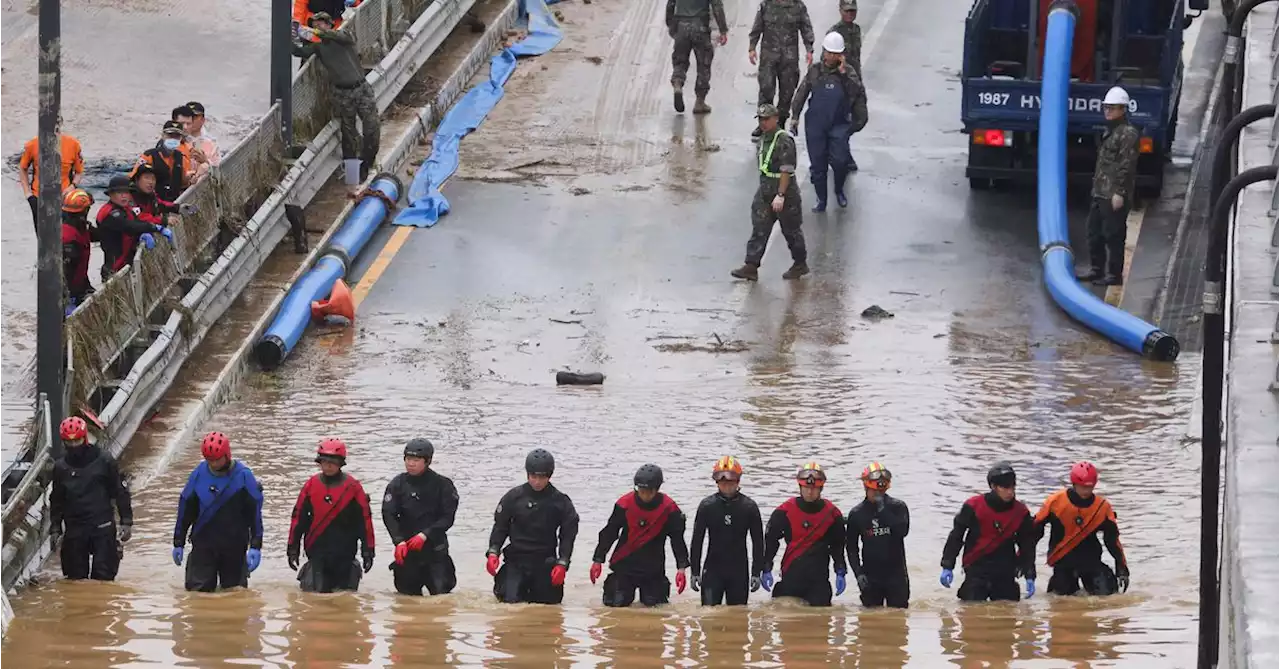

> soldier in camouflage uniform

[
  {"left": 667, "top": 0, "right": 729, "bottom": 114},
  {"left": 731, "top": 105, "right": 808, "bottom": 281},
  {"left": 789, "top": 31, "right": 867, "bottom": 211},
  {"left": 748, "top": 0, "right": 815, "bottom": 139},
  {"left": 828, "top": 0, "right": 863, "bottom": 171},
  {"left": 294, "top": 12, "right": 381, "bottom": 182},
  {"left": 1077, "top": 86, "right": 1140, "bottom": 287}
]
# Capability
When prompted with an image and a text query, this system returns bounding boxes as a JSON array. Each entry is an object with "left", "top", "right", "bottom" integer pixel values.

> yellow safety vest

[{"left": 758, "top": 129, "right": 790, "bottom": 178}]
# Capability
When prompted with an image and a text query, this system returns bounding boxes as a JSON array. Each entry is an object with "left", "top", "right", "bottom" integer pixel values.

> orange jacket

[
  {"left": 19, "top": 135, "right": 84, "bottom": 196},
  {"left": 1033, "top": 489, "right": 1126, "bottom": 568}
]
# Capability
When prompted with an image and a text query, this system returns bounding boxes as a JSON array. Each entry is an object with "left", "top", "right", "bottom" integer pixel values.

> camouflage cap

[
  {"left": 756, "top": 103, "right": 780, "bottom": 118},
  {"left": 840, "top": 0, "right": 858, "bottom": 10},
  {"left": 309, "top": 11, "right": 334, "bottom": 25}
]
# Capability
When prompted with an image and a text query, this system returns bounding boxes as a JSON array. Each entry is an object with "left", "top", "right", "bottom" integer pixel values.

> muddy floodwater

[{"left": 2, "top": 0, "right": 1208, "bottom": 665}]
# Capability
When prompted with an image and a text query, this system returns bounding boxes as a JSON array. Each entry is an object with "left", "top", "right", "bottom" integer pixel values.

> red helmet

[
  {"left": 317, "top": 437, "right": 347, "bottom": 460},
  {"left": 201, "top": 431, "right": 231, "bottom": 461},
  {"left": 59, "top": 416, "right": 88, "bottom": 442},
  {"left": 1070, "top": 461, "right": 1098, "bottom": 486}
]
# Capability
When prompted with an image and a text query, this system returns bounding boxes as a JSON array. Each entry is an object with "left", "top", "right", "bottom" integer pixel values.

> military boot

[
  {"left": 782, "top": 262, "right": 810, "bottom": 280},
  {"left": 692, "top": 97, "right": 711, "bottom": 114},
  {"left": 673, "top": 83, "right": 685, "bottom": 113},
  {"left": 1076, "top": 266, "right": 1104, "bottom": 282},
  {"left": 730, "top": 263, "right": 760, "bottom": 281}
]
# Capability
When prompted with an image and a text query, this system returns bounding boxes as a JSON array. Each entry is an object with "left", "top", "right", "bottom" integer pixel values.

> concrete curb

[{"left": 137, "top": 0, "right": 523, "bottom": 487}]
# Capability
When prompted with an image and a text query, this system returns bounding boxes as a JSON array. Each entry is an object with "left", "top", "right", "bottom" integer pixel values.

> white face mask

[{"left": 162, "top": 138, "right": 180, "bottom": 151}]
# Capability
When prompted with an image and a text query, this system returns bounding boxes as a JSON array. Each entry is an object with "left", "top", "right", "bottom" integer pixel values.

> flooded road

[
  {"left": 4, "top": 0, "right": 1204, "bottom": 666},
  {"left": 1, "top": 0, "right": 272, "bottom": 458}
]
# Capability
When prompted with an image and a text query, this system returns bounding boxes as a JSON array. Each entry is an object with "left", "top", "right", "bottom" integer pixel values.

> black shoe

[
  {"left": 812, "top": 200, "right": 827, "bottom": 213},
  {"left": 673, "top": 89, "right": 685, "bottom": 113},
  {"left": 849, "top": 158, "right": 859, "bottom": 172},
  {"left": 1095, "top": 274, "right": 1122, "bottom": 287},
  {"left": 359, "top": 162, "right": 371, "bottom": 183},
  {"left": 751, "top": 127, "right": 763, "bottom": 140},
  {"left": 1076, "top": 268, "right": 1104, "bottom": 282}
]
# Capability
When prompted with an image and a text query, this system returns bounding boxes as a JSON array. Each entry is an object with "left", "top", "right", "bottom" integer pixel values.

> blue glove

[
  {"left": 834, "top": 569, "right": 847, "bottom": 596},
  {"left": 1026, "top": 578, "right": 1036, "bottom": 598},
  {"left": 940, "top": 568, "right": 954, "bottom": 588},
  {"left": 64, "top": 298, "right": 78, "bottom": 318},
  {"left": 172, "top": 546, "right": 184, "bottom": 566},
  {"left": 345, "top": 0, "right": 356, "bottom": 6},
  {"left": 139, "top": 233, "right": 156, "bottom": 250},
  {"left": 760, "top": 571, "right": 774, "bottom": 592},
  {"left": 158, "top": 226, "right": 174, "bottom": 243},
  {"left": 246, "top": 548, "right": 262, "bottom": 573}
]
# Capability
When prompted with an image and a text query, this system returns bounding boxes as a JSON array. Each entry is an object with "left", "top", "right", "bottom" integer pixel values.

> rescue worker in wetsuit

[
  {"left": 689, "top": 456, "right": 765, "bottom": 606},
  {"left": 788, "top": 31, "right": 868, "bottom": 212},
  {"left": 761, "top": 462, "right": 848, "bottom": 606},
  {"left": 940, "top": 461, "right": 1037, "bottom": 602},
  {"left": 845, "top": 462, "right": 910, "bottom": 608},
  {"left": 383, "top": 437, "right": 460, "bottom": 596},
  {"left": 487, "top": 448, "right": 580, "bottom": 604},
  {"left": 97, "top": 175, "right": 171, "bottom": 282},
  {"left": 731, "top": 104, "right": 808, "bottom": 281},
  {"left": 1033, "top": 461, "right": 1130, "bottom": 596},
  {"left": 173, "top": 431, "right": 266, "bottom": 592},
  {"left": 132, "top": 162, "right": 196, "bottom": 227},
  {"left": 61, "top": 188, "right": 97, "bottom": 314},
  {"left": 591, "top": 464, "right": 692, "bottom": 607},
  {"left": 49, "top": 416, "right": 133, "bottom": 581},
  {"left": 286, "top": 438, "right": 377, "bottom": 592}
]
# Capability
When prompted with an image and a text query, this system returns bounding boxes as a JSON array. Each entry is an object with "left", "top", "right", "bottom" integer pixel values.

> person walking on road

[
  {"left": 486, "top": 449, "right": 580, "bottom": 604},
  {"left": 590, "top": 465, "right": 691, "bottom": 607},
  {"left": 19, "top": 128, "right": 84, "bottom": 232},
  {"left": 49, "top": 417, "right": 133, "bottom": 582},
  {"left": 383, "top": 438, "right": 460, "bottom": 596},
  {"left": 286, "top": 438, "right": 377, "bottom": 593},
  {"left": 1077, "top": 86, "right": 1139, "bottom": 287},
  {"left": 747, "top": 0, "right": 815, "bottom": 139},
  {"left": 173, "top": 431, "right": 266, "bottom": 592},
  {"left": 666, "top": 0, "right": 728, "bottom": 114},
  {"left": 1033, "top": 461, "right": 1131, "bottom": 596},
  {"left": 939, "top": 461, "right": 1037, "bottom": 602},
  {"left": 828, "top": 0, "right": 862, "bottom": 82},
  {"left": 760, "top": 463, "right": 848, "bottom": 606},
  {"left": 731, "top": 104, "right": 808, "bottom": 281},
  {"left": 61, "top": 188, "right": 98, "bottom": 314},
  {"left": 845, "top": 462, "right": 910, "bottom": 608},
  {"left": 689, "top": 456, "right": 765, "bottom": 606},
  {"left": 96, "top": 175, "right": 173, "bottom": 282},
  {"left": 789, "top": 31, "right": 868, "bottom": 211},
  {"left": 295, "top": 12, "right": 380, "bottom": 184}
]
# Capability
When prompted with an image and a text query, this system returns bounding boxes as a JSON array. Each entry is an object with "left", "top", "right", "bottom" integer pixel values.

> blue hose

[
  {"left": 254, "top": 174, "right": 403, "bottom": 370},
  {"left": 1038, "top": 1, "right": 1179, "bottom": 361}
]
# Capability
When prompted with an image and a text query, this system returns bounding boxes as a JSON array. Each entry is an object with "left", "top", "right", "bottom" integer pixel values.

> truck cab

[{"left": 961, "top": 0, "right": 1206, "bottom": 195}]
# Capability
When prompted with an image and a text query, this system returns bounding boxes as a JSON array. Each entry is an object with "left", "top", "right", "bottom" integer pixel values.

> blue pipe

[
  {"left": 1037, "top": 0, "right": 1178, "bottom": 361},
  {"left": 254, "top": 173, "right": 403, "bottom": 370}
]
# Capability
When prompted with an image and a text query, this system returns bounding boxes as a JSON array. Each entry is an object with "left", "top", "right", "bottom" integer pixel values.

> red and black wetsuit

[
  {"left": 61, "top": 212, "right": 96, "bottom": 302},
  {"left": 96, "top": 201, "right": 157, "bottom": 281},
  {"left": 941, "top": 491, "right": 1037, "bottom": 602},
  {"left": 763, "top": 496, "right": 847, "bottom": 606},
  {"left": 132, "top": 189, "right": 179, "bottom": 226},
  {"left": 592, "top": 491, "right": 691, "bottom": 607},
  {"left": 287, "top": 471, "right": 376, "bottom": 593}
]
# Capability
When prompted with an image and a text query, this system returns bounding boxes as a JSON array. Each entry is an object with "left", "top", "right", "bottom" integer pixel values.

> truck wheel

[{"left": 969, "top": 177, "right": 993, "bottom": 190}]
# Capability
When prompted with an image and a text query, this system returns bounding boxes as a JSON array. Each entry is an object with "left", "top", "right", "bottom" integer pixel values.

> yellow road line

[
  {"left": 1104, "top": 204, "right": 1146, "bottom": 307},
  {"left": 351, "top": 225, "right": 415, "bottom": 308}
]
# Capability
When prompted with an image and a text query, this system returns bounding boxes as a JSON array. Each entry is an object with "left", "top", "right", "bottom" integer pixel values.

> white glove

[
  {"left": 1111, "top": 194, "right": 1124, "bottom": 211},
  {"left": 771, "top": 194, "right": 785, "bottom": 212},
  {"left": 298, "top": 26, "right": 316, "bottom": 41}
]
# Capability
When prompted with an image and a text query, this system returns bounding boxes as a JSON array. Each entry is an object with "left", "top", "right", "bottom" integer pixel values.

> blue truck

[{"left": 962, "top": 0, "right": 1208, "bottom": 195}]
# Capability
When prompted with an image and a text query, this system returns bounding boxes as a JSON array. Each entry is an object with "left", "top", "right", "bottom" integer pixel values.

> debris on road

[
  {"left": 653, "top": 332, "right": 750, "bottom": 353},
  {"left": 861, "top": 305, "right": 895, "bottom": 320},
  {"left": 549, "top": 317, "right": 583, "bottom": 325},
  {"left": 557, "top": 371, "right": 604, "bottom": 385},
  {"left": 569, "top": 186, "right": 591, "bottom": 196}
]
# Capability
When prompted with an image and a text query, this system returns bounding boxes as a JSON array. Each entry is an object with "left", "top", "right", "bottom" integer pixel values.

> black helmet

[
  {"left": 526, "top": 448, "right": 555, "bottom": 476},
  {"left": 404, "top": 438, "right": 434, "bottom": 460},
  {"left": 987, "top": 461, "right": 1017, "bottom": 487},
  {"left": 634, "top": 464, "right": 664, "bottom": 489}
]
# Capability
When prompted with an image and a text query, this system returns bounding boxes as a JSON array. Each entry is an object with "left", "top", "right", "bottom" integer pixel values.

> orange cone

[{"left": 311, "top": 279, "right": 355, "bottom": 324}]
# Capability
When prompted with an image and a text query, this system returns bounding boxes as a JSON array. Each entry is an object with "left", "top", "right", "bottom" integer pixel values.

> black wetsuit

[
  {"left": 593, "top": 492, "right": 691, "bottom": 607},
  {"left": 689, "top": 491, "right": 764, "bottom": 605},
  {"left": 50, "top": 445, "right": 133, "bottom": 581},
  {"left": 941, "top": 492, "right": 1036, "bottom": 602},
  {"left": 763, "top": 496, "right": 847, "bottom": 606},
  {"left": 383, "top": 468, "right": 460, "bottom": 596},
  {"left": 846, "top": 494, "right": 910, "bottom": 608},
  {"left": 487, "top": 482, "right": 580, "bottom": 604}
]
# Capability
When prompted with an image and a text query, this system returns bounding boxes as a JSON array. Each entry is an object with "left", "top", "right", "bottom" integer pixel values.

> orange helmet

[
  {"left": 712, "top": 456, "right": 743, "bottom": 481},
  {"left": 796, "top": 462, "right": 826, "bottom": 487},
  {"left": 861, "top": 462, "right": 891, "bottom": 490},
  {"left": 62, "top": 188, "right": 94, "bottom": 214}
]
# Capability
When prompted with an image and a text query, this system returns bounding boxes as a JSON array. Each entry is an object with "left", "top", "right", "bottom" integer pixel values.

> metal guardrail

[{"left": 2, "top": 0, "right": 480, "bottom": 599}]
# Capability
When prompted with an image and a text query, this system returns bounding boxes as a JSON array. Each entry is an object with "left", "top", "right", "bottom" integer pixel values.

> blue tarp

[{"left": 393, "top": 0, "right": 564, "bottom": 227}]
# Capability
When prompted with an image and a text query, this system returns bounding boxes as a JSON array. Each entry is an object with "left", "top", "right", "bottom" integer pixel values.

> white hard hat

[
  {"left": 1103, "top": 86, "right": 1130, "bottom": 106},
  {"left": 822, "top": 32, "right": 845, "bottom": 54}
]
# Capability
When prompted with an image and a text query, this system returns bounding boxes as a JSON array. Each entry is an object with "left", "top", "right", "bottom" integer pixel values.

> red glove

[
  {"left": 394, "top": 542, "right": 409, "bottom": 565},
  {"left": 675, "top": 570, "right": 687, "bottom": 594},
  {"left": 550, "top": 564, "right": 567, "bottom": 587},
  {"left": 486, "top": 553, "right": 500, "bottom": 576},
  {"left": 589, "top": 562, "right": 603, "bottom": 584},
  {"left": 406, "top": 533, "right": 427, "bottom": 552}
]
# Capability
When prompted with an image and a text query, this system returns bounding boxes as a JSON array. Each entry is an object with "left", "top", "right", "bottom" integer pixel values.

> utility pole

[
  {"left": 37, "top": 0, "right": 65, "bottom": 459},
  {"left": 271, "top": 0, "right": 293, "bottom": 147}
]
